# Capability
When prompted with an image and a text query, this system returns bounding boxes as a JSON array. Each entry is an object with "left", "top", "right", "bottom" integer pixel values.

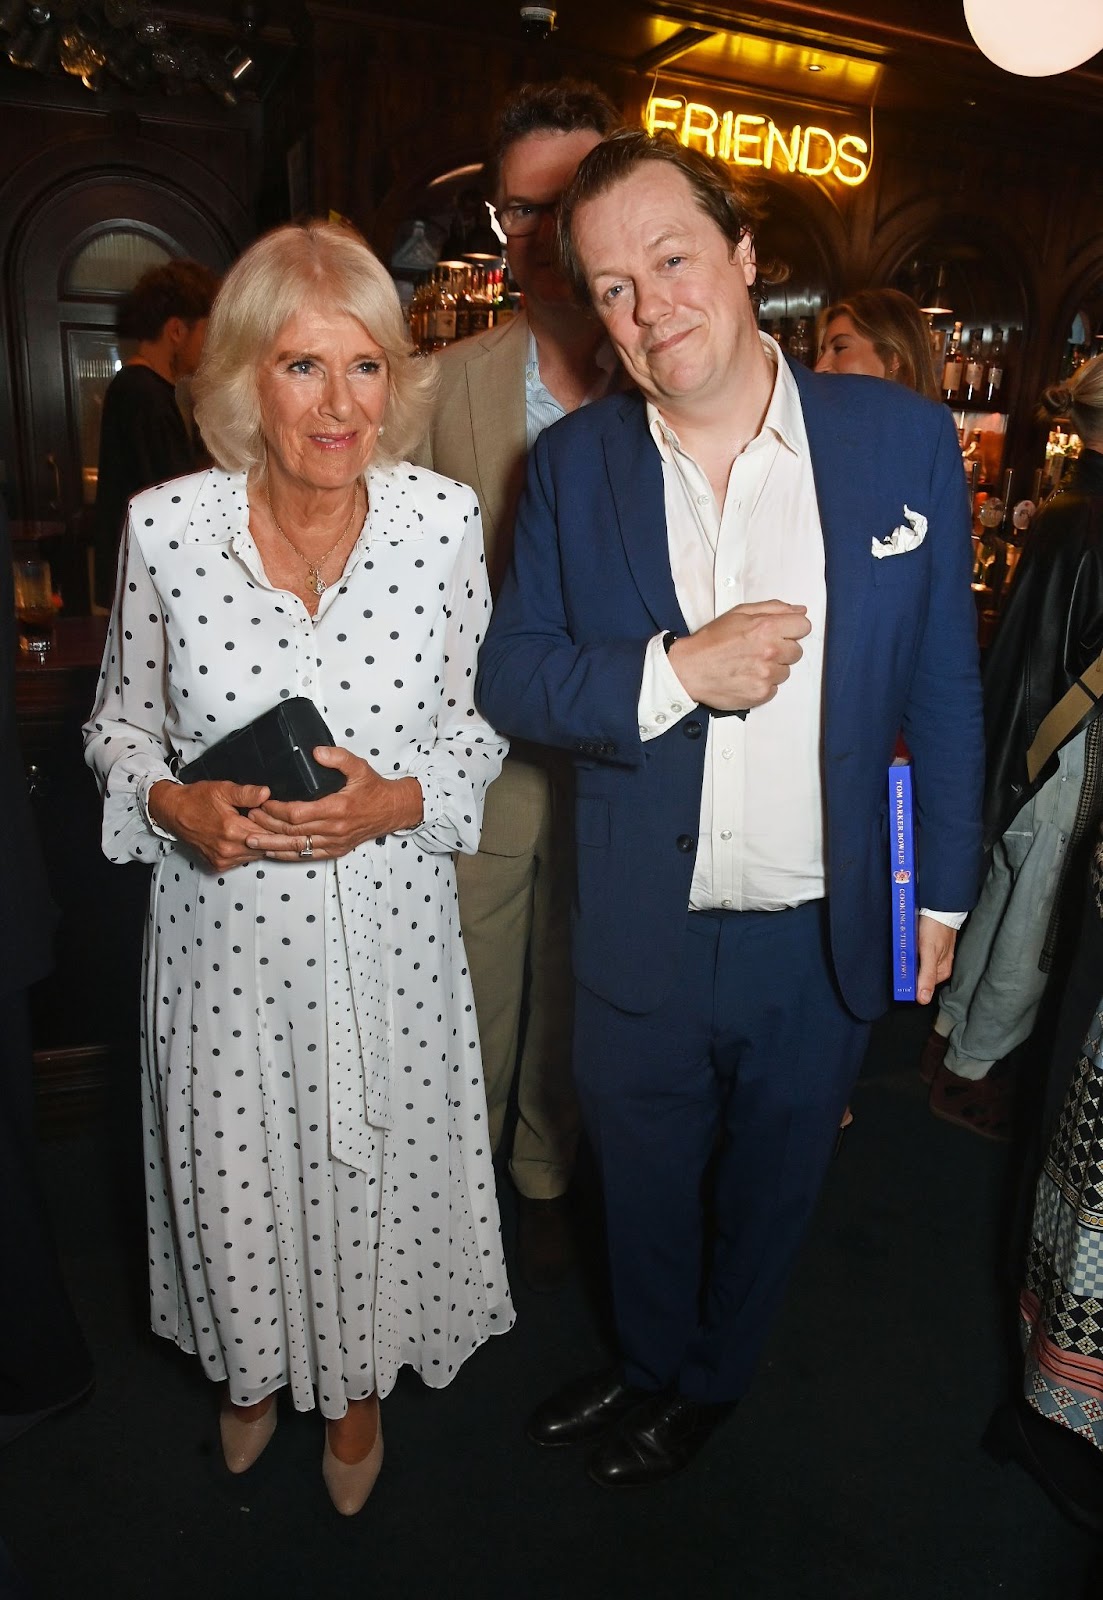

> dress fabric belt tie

[{"left": 326, "top": 851, "right": 394, "bottom": 1171}]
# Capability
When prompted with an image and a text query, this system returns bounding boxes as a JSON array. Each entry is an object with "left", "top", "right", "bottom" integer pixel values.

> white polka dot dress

[{"left": 83, "top": 465, "right": 515, "bottom": 1414}]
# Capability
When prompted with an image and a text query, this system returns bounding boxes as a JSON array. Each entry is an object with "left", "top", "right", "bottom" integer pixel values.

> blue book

[{"left": 888, "top": 758, "right": 917, "bottom": 1002}]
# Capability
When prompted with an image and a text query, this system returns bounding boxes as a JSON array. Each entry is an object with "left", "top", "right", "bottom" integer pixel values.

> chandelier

[{"left": 0, "top": 0, "right": 265, "bottom": 104}]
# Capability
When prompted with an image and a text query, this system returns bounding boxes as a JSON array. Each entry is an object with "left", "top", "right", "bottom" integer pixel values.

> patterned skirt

[{"left": 1021, "top": 991, "right": 1103, "bottom": 1449}]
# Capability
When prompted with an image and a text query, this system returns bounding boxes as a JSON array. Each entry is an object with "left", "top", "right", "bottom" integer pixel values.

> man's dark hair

[
  {"left": 117, "top": 259, "right": 220, "bottom": 341},
  {"left": 491, "top": 78, "right": 622, "bottom": 193},
  {"left": 557, "top": 129, "right": 783, "bottom": 307}
]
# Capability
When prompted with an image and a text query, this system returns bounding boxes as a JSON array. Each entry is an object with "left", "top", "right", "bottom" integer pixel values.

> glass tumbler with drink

[{"left": 12, "top": 558, "right": 56, "bottom": 656}]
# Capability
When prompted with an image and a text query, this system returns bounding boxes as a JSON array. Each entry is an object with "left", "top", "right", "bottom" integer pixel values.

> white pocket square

[{"left": 872, "top": 504, "right": 927, "bottom": 559}]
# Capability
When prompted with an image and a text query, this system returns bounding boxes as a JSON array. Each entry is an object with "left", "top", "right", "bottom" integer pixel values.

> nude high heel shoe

[
  {"left": 323, "top": 1403, "right": 384, "bottom": 1516},
  {"left": 219, "top": 1394, "right": 277, "bottom": 1474}
]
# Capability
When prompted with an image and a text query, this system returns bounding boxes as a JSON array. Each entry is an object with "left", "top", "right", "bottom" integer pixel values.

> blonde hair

[
  {"left": 193, "top": 220, "right": 436, "bottom": 474},
  {"left": 1039, "top": 352, "right": 1103, "bottom": 447}
]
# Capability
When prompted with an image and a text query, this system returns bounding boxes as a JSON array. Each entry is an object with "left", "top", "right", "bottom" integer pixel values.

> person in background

[
  {"left": 815, "top": 287, "right": 941, "bottom": 402},
  {"left": 0, "top": 499, "right": 93, "bottom": 1449},
  {"left": 84, "top": 221, "right": 512, "bottom": 1516},
  {"left": 477, "top": 130, "right": 984, "bottom": 1487},
  {"left": 985, "top": 821, "right": 1103, "bottom": 1532},
  {"left": 920, "top": 357, "right": 1103, "bottom": 1138},
  {"left": 91, "top": 258, "right": 219, "bottom": 607},
  {"left": 418, "top": 79, "right": 622, "bottom": 1291}
]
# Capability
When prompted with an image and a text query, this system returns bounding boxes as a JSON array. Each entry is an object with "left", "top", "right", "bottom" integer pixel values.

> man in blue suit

[{"left": 477, "top": 131, "right": 985, "bottom": 1487}]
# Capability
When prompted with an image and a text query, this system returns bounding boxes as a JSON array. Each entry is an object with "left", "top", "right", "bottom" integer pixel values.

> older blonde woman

[{"left": 84, "top": 221, "right": 513, "bottom": 1515}]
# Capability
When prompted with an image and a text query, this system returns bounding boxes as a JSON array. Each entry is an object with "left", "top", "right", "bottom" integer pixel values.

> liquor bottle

[
  {"left": 942, "top": 321, "right": 964, "bottom": 401},
  {"left": 481, "top": 268, "right": 497, "bottom": 328},
  {"left": 454, "top": 267, "right": 474, "bottom": 342},
  {"left": 493, "top": 267, "right": 519, "bottom": 327},
  {"left": 963, "top": 329, "right": 985, "bottom": 404},
  {"left": 984, "top": 329, "right": 1005, "bottom": 407},
  {"left": 789, "top": 316, "right": 813, "bottom": 366},
  {"left": 427, "top": 266, "right": 458, "bottom": 351},
  {"left": 467, "top": 269, "right": 493, "bottom": 336},
  {"left": 407, "top": 274, "right": 431, "bottom": 354}
]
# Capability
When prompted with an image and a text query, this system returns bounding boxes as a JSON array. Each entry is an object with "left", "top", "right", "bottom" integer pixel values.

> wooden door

[{"left": 10, "top": 174, "right": 237, "bottom": 607}]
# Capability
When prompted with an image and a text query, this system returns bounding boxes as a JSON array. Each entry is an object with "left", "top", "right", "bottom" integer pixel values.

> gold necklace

[{"left": 265, "top": 481, "right": 364, "bottom": 597}]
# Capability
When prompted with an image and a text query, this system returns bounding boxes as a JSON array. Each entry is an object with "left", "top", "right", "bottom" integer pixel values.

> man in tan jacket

[{"left": 419, "top": 79, "right": 622, "bottom": 1288}]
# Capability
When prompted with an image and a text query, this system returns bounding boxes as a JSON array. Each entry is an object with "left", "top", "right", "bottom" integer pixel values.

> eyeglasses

[{"left": 495, "top": 199, "right": 559, "bottom": 238}]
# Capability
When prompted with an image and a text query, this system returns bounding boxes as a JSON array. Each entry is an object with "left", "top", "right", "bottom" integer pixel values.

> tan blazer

[
  {"left": 416, "top": 313, "right": 559, "bottom": 858},
  {"left": 415, "top": 313, "right": 578, "bottom": 1189},
  {"left": 417, "top": 312, "right": 530, "bottom": 598}
]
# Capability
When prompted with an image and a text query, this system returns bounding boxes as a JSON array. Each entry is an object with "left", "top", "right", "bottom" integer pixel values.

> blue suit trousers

[{"left": 573, "top": 900, "right": 870, "bottom": 1403}]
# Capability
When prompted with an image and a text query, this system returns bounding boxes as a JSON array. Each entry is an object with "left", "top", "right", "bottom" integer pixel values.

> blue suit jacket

[{"left": 477, "top": 361, "right": 985, "bottom": 1021}]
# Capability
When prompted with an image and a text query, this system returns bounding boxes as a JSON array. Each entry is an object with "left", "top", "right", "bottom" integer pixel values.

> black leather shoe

[
  {"left": 587, "top": 1392, "right": 734, "bottom": 1487},
  {"left": 526, "top": 1368, "right": 647, "bottom": 1447}
]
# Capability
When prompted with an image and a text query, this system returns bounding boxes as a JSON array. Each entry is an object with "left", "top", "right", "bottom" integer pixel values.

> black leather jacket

[{"left": 983, "top": 449, "right": 1103, "bottom": 848}]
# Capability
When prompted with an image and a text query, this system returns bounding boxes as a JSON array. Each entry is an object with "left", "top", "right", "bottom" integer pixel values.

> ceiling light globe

[{"left": 964, "top": 0, "right": 1103, "bottom": 76}]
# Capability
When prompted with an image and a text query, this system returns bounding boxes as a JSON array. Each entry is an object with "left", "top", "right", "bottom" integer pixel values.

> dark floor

[{"left": 2, "top": 1002, "right": 1100, "bottom": 1600}]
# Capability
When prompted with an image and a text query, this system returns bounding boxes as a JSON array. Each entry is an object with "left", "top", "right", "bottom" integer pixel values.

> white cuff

[
  {"left": 637, "top": 633, "right": 697, "bottom": 741},
  {"left": 138, "top": 773, "right": 180, "bottom": 842},
  {"left": 918, "top": 907, "right": 967, "bottom": 931}
]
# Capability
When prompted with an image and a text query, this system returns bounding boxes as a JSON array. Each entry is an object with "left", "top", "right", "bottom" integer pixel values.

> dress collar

[{"left": 181, "top": 464, "right": 427, "bottom": 550}]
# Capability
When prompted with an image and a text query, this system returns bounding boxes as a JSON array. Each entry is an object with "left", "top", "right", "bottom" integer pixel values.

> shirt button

[
  {"left": 696, "top": 493, "right": 709, "bottom": 506},
  {"left": 671, "top": 702, "right": 684, "bottom": 714},
  {"left": 721, "top": 898, "right": 733, "bottom": 908},
  {"left": 723, "top": 576, "right": 736, "bottom": 589},
  {"left": 655, "top": 712, "right": 667, "bottom": 724},
  {"left": 303, "top": 677, "right": 312, "bottom": 687},
  {"left": 720, "top": 829, "right": 732, "bottom": 840},
  {"left": 722, "top": 747, "right": 734, "bottom": 760},
  {"left": 638, "top": 725, "right": 648, "bottom": 736}
]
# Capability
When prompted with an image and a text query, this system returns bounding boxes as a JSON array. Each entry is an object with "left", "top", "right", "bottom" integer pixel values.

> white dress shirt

[
  {"left": 637, "top": 335, "right": 964, "bottom": 929},
  {"left": 638, "top": 336, "right": 825, "bottom": 912}
]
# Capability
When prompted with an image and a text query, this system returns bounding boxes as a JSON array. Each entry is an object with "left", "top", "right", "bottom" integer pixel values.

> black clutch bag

[{"left": 177, "top": 697, "right": 346, "bottom": 802}]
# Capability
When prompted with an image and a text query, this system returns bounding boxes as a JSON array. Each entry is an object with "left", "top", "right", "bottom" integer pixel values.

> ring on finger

[{"left": 299, "top": 835, "right": 314, "bottom": 859}]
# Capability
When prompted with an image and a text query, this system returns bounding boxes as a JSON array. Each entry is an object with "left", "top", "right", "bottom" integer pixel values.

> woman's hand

[
  {"left": 148, "top": 778, "right": 272, "bottom": 872},
  {"left": 243, "top": 745, "right": 424, "bottom": 862}
]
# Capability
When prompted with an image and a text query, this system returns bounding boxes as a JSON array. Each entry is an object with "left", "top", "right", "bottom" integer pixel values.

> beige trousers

[{"left": 456, "top": 755, "right": 577, "bottom": 1199}]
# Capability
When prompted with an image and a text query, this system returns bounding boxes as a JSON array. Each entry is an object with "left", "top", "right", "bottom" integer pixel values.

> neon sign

[{"left": 645, "top": 96, "right": 871, "bottom": 187}]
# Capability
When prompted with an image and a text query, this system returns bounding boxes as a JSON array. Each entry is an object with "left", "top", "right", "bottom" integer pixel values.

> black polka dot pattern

[{"left": 83, "top": 464, "right": 514, "bottom": 1414}]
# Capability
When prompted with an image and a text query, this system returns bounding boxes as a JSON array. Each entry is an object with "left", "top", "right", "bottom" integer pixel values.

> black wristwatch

[{"left": 661, "top": 630, "right": 747, "bottom": 720}]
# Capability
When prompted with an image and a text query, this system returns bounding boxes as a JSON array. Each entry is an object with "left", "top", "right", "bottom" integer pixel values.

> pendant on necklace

[{"left": 308, "top": 565, "right": 326, "bottom": 597}]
